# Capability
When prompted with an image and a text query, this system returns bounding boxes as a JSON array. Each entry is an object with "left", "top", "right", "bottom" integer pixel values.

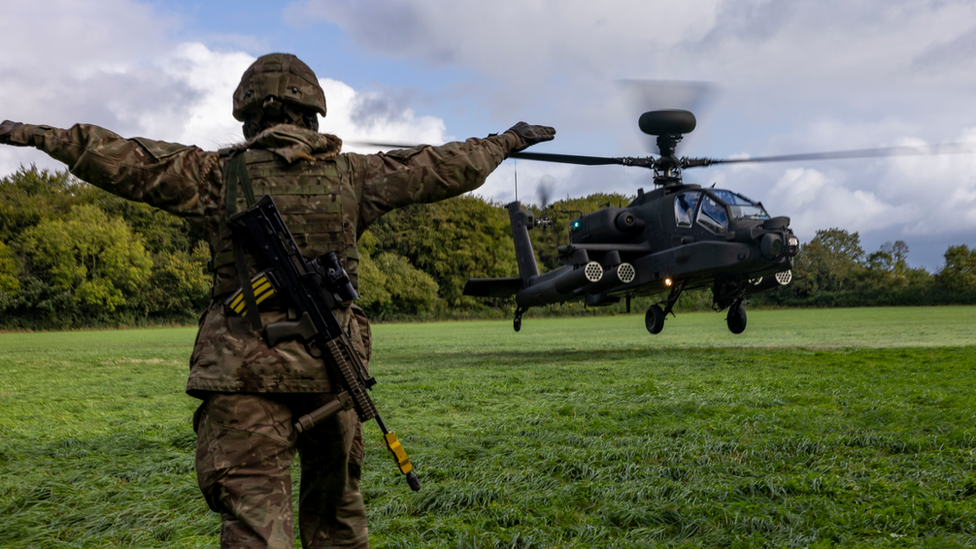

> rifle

[{"left": 226, "top": 194, "right": 421, "bottom": 491}]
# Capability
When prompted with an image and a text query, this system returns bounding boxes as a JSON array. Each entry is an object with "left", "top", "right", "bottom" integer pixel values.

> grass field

[{"left": 1, "top": 306, "right": 974, "bottom": 548}]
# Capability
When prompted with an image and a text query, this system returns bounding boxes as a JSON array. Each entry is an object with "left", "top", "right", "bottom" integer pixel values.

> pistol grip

[{"left": 266, "top": 311, "right": 319, "bottom": 346}]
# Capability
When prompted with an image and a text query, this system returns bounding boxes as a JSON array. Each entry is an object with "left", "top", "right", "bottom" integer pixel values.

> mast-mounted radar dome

[{"left": 638, "top": 109, "right": 697, "bottom": 136}]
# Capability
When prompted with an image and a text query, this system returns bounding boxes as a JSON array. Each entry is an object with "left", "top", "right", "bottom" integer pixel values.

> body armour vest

[{"left": 208, "top": 147, "right": 360, "bottom": 299}]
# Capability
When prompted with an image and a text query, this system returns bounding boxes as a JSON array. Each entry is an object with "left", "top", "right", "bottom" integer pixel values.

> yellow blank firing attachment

[
  {"left": 384, "top": 431, "right": 414, "bottom": 475},
  {"left": 385, "top": 431, "right": 421, "bottom": 490},
  {"left": 226, "top": 271, "right": 277, "bottom": 316}
]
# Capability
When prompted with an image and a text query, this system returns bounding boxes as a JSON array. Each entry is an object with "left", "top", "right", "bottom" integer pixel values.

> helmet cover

[{"left": 233, "top": 53, "right": 327, "bottom": 121}]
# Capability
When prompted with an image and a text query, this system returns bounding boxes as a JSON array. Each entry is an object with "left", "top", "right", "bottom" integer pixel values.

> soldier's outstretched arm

[
  {"left": 356, "top": 122, "right": 555, "bottom": 229},
  {"left": 0, "top": 120, "right": 219, "bottom": 219}
]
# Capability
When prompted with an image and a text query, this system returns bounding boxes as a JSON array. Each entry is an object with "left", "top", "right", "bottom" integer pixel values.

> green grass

[{"left": 1, "top": 306, "right": 975, "bottom": 548}]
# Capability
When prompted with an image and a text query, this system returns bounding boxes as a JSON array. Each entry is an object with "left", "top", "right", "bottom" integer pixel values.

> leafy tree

[
  {"left": 0, "top": 166, "right": 97, "bottom": 242},
  {"left": 368, "top": 195, "right": 516, "bottom": 306},
  {"left": 93, "top": 192, "right": 200, "bottom": 255},
  {"left": 356, "top": 246, "right": 393, "bottom": 313},
  {"left": 371, "top": 252, "right": 440, "bottom": 316},
  {"left": 19, "top": 204, "right": 152, "bottom": 312},
  {"left": 357, "top": 240, "right": 439, "bottom": 319},
  {"left": 792, "top": 228, "right": 865, "bottom": 294},
  {"left": 940, "top": 244, "right": 976, "bottom": 290},
  {"left": 138, "top": 242, "right": 211, "bottom": 318},
  {"left": 866, "top": 247, "right": 893, "bottom": 273},
  {"left": 0, "top": 241, "right": 19, "bottom": 294},
  {"left": 886, "top": 241, "right": 910, "bottom": 272},
  {"left": 0, "top": 165, "right": 209, "bottom": 324},
  {"left": 0, "top": 276, "right": 80, "bottom": 329},
  {"left": 358, "top": 228, "right": 381, "bottom": 257},
  {"left": 860, "top": 240, "right": 928, "bottom": 289},
  {"left": 85, "top": 177, "right": 208, "bottom": 318}
]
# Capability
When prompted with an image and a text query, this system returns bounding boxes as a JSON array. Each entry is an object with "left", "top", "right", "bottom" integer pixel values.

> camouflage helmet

[{"left": 233, "top": 53, "right": 327, "bottom": 121}]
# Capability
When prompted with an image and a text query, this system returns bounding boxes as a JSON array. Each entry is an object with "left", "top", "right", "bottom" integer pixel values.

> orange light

[{"left": 665, "top": 278, "right": 673, "bottom": 287}]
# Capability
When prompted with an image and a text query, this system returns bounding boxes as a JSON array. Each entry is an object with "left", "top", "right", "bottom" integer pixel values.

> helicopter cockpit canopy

[
  {"left": 673, "top": 192, "right": 701, "bottom": 227},
  {"left": 712, "top": 190, "right": 770, "bottom": 221},
  {"left": 674, "top": 189, "right": 770, "bottom": 234},
  {"left": 698, "top": 194, "right": 729, "bottom": 234}
]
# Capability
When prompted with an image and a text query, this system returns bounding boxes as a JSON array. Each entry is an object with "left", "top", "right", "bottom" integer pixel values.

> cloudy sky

[{"left": 2, "top": 0, "right": 975, "bottom": 270}]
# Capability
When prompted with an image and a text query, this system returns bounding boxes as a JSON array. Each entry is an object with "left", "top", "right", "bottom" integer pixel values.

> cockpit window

[
  {"left": 712, "top": 190, "right": 770, "bottom": 220},
  {"left": 697, "top": 195, "right": 728, "bottom": 234},
  {"left": 674, "top": 192, "right": 701, "bottom": 227}
]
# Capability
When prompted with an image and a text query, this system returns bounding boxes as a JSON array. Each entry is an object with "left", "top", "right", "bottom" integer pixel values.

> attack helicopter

[
  {"left": 463, "top": 110, "right": 794, "bottom": 335},
  {"left": 462, "top": 109, "right": 970, "bottom": 335}
]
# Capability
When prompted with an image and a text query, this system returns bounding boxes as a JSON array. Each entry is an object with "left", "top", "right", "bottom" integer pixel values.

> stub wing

[{"left": 463, "top": 277, "right": 523, "bottom": 298}]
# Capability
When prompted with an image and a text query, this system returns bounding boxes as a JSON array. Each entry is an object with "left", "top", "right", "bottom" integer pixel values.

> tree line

[{"left": 0, "top": 167, "right": 973, "bottom": 330}]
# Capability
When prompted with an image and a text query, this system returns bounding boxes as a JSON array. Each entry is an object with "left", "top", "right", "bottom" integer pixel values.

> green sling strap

[{"left": 223, "top": 149, "right": 263, "bottom": 331}]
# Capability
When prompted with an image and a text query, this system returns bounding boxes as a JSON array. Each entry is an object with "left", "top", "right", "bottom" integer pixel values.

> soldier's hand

[
  {"left": 0, "top": 120, "right": 24, "bottom": 146},
  {"left": 506, "top": 122, "right": 555, "bottom": 152}
]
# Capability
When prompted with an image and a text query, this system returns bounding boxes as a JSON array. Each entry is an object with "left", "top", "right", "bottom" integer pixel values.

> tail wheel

[
  {"left": 727, "top": 304, "right": 747, "bottom": 334},
  {"left": 645, "top": 305, "right": 665, "bottom": 334}
]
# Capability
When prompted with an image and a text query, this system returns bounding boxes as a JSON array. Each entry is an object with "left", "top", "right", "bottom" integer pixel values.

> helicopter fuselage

[{"left": 560, "top": 184, "right": 796, "bottom": 303}]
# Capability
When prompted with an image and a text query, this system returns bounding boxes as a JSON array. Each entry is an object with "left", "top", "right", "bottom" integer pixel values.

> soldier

[{"left": 0, "top": 53, "right": 555, "bottom": 549}]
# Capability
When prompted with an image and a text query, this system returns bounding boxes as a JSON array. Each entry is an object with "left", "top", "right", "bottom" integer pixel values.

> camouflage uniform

[{"left": 1, "top": 117, "right": 545, "bottom": 548}]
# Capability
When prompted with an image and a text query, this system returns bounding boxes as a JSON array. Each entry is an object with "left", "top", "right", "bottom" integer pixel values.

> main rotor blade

[
  {"left": 338, "top": 139, "right": 976, "bottom": 172},
  {"left": 346, "top": 140, "right": 423, "bottom": 149},
  {"left": 702, "top": 142, "right": 976, "bottom": 166},
  {"left": 510, "top": 151, "right": 653, "bottom": 167},
  {"left": 349, "top": 141, "right": 655, "bottom": 168}
]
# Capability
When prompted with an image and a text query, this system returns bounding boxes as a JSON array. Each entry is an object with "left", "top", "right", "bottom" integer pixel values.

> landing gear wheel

[
  {"left": 727, "top": 304, "right": 747, "bottom": 334},
  {"left": 645, "top": 305, "right": 665, "bottom": 334}
]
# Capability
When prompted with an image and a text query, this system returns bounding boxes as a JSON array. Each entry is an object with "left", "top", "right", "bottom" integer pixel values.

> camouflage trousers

[{"left": 194, "top": 392, "right": 368, "bottom": 549}]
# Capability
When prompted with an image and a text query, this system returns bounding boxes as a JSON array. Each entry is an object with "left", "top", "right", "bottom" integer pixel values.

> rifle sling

[
  {"left": 224, "top": 150, "right": 256, "bottom": 218},
  {"left": 225, "top": 149, "right": 262, "bottom": 331},
  {"left": 233, "top": 237, "right": 263, "bottom": 331}
]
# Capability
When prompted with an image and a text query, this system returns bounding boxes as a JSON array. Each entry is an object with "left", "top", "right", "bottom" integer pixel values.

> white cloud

[
  {"left": 156, "top": 43, "right": 255, "bottom": 148},
  {"left": 0, "top": 1, "right": 450, "bottom": 175},
  {"left": 769, "top": 168, "right": 829, "bottom": 212},
  {"left": 0, "top": 0, "right": 173, "bottom": 123},
  {"left": 319, "top": 79, "right": 447, "bottom": 150},
  {"left": 758, "top": 139, "right": 976, "bottom": 241},
  {"left": 0, "top": 43, "right": 249, "bottom": 173},
  {"left": 287, "top": 0, "right": 719, "bottom": 82},
  {"left": 284, "top": 0, "right": 976, "bottom": 115}
]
